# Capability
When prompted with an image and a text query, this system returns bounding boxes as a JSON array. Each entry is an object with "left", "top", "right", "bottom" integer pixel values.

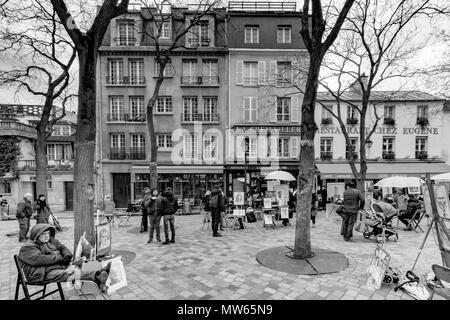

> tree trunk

[
  {"left": 294, "top": 55, "right": 321, "bottom": 259},
  {"left": 35, "top": 127, "right": 48, "bottom": 199},
  {"left": 73, "top": 45, "right": 97, "bottom": 247}
]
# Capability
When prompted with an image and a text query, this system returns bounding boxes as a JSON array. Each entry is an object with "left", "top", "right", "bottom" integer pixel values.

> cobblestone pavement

[{"left": 0, "top": 211, "right": 444, "bottom": 300}]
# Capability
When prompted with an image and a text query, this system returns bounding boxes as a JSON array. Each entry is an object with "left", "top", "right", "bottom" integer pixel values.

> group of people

[
  {"left": 140, "top": 186, "right": 177, "bottom": 244},
  {"left": 16, "top": 193, "right": 54, "bottom": 242}
]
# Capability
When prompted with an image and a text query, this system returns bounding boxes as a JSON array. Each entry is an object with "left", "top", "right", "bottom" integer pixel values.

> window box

[
  {"left": 416, "top": 117, "right": 429, "bottom": 126},
  {"left": 346, "top": 153, "right": 358, "bottom": 161},
  {"left": 321, "top": 152, "right": 332, "bottom": 160},
  {"left": 384, "top": 117, "right": 395, "bottom": 125},
  {"left": 416, "top": 151, "right": 428, "bottom": 160},
  {"left": 347, "top": 118, "right": 358, "bottom": 125},
  {"left": 321, "top": 118, "right": 332, "bottom": 125},
  {"left": 382, "top": 151, "right": 395, "bottom": 160}
]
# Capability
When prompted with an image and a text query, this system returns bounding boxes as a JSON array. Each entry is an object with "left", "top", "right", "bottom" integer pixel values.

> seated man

[
  {"left": 18, "top": 224, "right": 111, "bottom": 293},
  {"left": 398, "top": 194, "right": 421, "bottom": 231}
]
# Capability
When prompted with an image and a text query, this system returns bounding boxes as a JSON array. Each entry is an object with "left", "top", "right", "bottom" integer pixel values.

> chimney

[{"left": 349, "top": 73, "right": 368, "bottom": 94}]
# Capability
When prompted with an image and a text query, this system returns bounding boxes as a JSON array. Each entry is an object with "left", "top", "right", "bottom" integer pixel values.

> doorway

[
  {"left": 64, "top": 182, "right": 74, "bottom": 211},
  {"left": 112, "top": 173, "right": 131, "bottom": 208}
]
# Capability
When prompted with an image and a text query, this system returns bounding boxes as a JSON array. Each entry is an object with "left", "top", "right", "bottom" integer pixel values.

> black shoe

[
  {"left": 239, "top": 227, "right": 244, "bottom": 230},
  {"left": 213, "top": 233, "right": 222, "bottom": 237},
  {"left": 170, "top": 239, "right": 175, "bottom": 243},
  {"left": 403, "top": 227, "right": 413, "bottom": 231},
  {"left": 95, "top": 271, "right": 109, "bottom": 293},
  {"left": 157, "top": 239, "right": 162, "bottom": 242},
  {"left": 344, "top": 237, "right": 350, "bottom": 241},
  {"left": 163, "top": 240, "right": 170, "bottom": 245},
  {"left": 220, "top": 227, "right": 224, "bottom": 231},
  {"left": 147, "top": 240, "right": 153, "bottom": 243}
]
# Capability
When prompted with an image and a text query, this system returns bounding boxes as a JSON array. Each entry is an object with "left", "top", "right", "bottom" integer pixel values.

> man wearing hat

[
  {"left": 140, "top": 187, "right": 151, "bottom": 233},
  {"left": 16, "top": 193, "right": 34, "bottom": 242}
]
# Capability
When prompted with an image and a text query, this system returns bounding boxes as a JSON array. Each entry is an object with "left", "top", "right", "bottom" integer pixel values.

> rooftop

[{"left": 316, "top": 90, "right": 445, "bottom": 102}]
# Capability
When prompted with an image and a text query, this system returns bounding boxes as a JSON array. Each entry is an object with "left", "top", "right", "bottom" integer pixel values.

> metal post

[{"left": 244, "top": 140, "right": 248, "bottom": 204}]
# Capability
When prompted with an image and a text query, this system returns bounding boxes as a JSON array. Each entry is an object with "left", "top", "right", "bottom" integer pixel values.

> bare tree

[
  {"left": 50, "top": 0, "right": 130, "bottom": 246},
  {"left": 318, "top": 0, "right": 448, "bottom": 192},
  {"left": 137, "top": 0, "right": 224, "bottom": 188},
  {"left": 0, "top": 1, "right": 76, "bottom": 200}
]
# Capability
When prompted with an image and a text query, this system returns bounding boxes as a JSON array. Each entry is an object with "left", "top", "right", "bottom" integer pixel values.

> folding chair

[
  {"left": 406, "top": 209, "right": 425, "bottom": 232},
  {"left": 201, "top": 211, "right": 211, "bottom": 230},
  {"left": 14, "top": 255, "right": 65, "bottom": 300},
  {"left": 430, "top": 264, "right": 450, "bottom": 300}
]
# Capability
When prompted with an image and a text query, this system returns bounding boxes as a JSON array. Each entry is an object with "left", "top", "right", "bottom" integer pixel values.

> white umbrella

[
  {"left": 374, "top": 176, "right": 424, "bottom": 188},
  {"left": 431, "top": 173, "right": 450, "bottom": 182},
  {"left": 264, "top": 170, "right": 296, "bottom": 181}
]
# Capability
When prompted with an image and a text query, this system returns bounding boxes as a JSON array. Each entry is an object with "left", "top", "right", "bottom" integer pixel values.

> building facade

[{"left": 0, "top": 104, "right": 76, "bottom": 214}]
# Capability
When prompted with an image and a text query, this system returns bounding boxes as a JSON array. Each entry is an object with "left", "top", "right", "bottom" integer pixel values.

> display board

[
  {"left": 233, "top": 209, "right": 246, "bottom": 217},
  {"left": 263, "top": 198, "right": 272, "bottom": 209},
  {"left": 233, "top": 192, "right": 245, "bottom": 206},
  {"left": 280, "top": 207, "right": 289, "bottom": 219},
  {"left": 366, "top": 245, "right": 391, "bottom": 290}
]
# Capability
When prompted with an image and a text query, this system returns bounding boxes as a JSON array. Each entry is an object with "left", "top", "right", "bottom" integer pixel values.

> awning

[
  {"left": 316, "top": 162, "right": 450, "bottom": 179},
  {"left": 131, "top": 165, "right": 223, "bottom": 174}
]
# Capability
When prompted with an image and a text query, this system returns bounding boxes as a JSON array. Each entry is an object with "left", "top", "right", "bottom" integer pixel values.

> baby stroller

[{"left": 362, "top": 203, "right": 399, "bottom": 243}]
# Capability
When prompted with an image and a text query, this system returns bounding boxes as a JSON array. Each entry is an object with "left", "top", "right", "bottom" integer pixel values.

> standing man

[
  {"left": 140, "top": 187, "right": 151, "bottom": 233},
  {"left": 16, "top": 193, "right": 34, "bottom": 242},
  {"left": 34, "top": 194, "right": 52, "bottom": 224},
  {"left": 162, "top": 187, "right": 177, "bottom": 244},
  {"left": 0, "top": 195, "right": 8, "bottom": 220},
  {"left": 144, "top": 188, "right": 169, "bottom": 243},
  {"left": 209, "top": 185, "right": 225, "bottom": 237},
  {"left": 341, "top": 182, "right": 365, "bottom": 241}
]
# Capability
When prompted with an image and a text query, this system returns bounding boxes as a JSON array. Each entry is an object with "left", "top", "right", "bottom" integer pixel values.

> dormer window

[
  {"left": 116, "top": 19, "right": 135, "bottom": 46},
  {"left": 189, "top": 20, "right": 210, "bottom": 47}
]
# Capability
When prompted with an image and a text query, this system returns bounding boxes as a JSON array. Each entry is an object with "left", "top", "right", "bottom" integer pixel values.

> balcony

[
  {"left": 180, "top": 76, "right": 219, "bottom": 86},
  {"left": 384, "top": 117, "right": 395, "bottom": 125},
  {"left": 18, "top": 159, "right": 74, "bottom": 171},
  {"left": 416, "top": 117, "right": 429, "bottom": 126},
  {"left": 0, "top": 121, "right": 37, "bottom": 139},
  {"left": 320, "top": 152, "right": 333, "bottom": 161},
  {"left": 107, "top": 113, "right": 146, "bottom": 122},
  {"left": 347, "top": 118, "right": 358, "bottom": 125},
  {"left": 130, "top": 148, "right": 146, "bottom": 160},
  {"left": 321, "top": 118, "right": 332, "bottom": 125},
  {"left": 416, "top": 151, "right": 428, "bottom": 160},
  {"left": 113, "top": 37, "right": 137, "bottom": 46},
  {"left": 181, "top": 113, "right": 219, "bottom": 123},
  {"left": 188, "top": 37, "right": 211, "bottom": 47},
  {"left": 108, "top": 149, "right": 129, "bottom": 160},
  {"left": 228, "top": 1, "right": 297, "bottom": 12},
  {"left": 105, "top": 76, "right": 146, "bottom": 86},
  {"left": 382, "top": 151, "right": 395, "bottom": 160}
]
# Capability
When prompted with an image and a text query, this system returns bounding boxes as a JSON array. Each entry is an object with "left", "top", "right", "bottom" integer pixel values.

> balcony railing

[
  {"left": 384, "top": 117, "right": 395, "bottom": 125},
  {"left": 108, "top": 149, "right": 129, "bottom": 160},
  {"left": 180, "top": 76, "right": 219, "bottom": 86},
  {"left": 188, "top": 37, "right": 211, "bottom": 47},
  {"left": 243, "top": 77, "right": 258, "bottom": 86},
  {"left": 106, "top": 76, "right": 146, "bottom": 85},
  {"left": 0, "top": 121, "right": 37, "bottom": 138},
  {"left": 130, "top": 148, "right": 146, "bottom": 160},
  {"left": 416, "top": 117, "right": 429, "bottom": 126},
  {"left": 320, "top": 152, "right": 333, "bottom": 160},
  {"left": 18, "top": 159, "right": 74, "bottom": 171},
  {"left": 382, "top": 151, "right": 395, "bottom": 160},
  {"left": 113, "top": 37, "right": 137, "bottom": 46},
  {"left": 228, "top": 1, "right": 297, "bottom": 12},
  {"left": 107, "top": 113, "right": 146, "bottom": 122},
  {"left": 181, "top": 113, "right": 219, "bottom": 122},
  {"left": 416, "top": 151, "right": 428, "bottom": 160}
]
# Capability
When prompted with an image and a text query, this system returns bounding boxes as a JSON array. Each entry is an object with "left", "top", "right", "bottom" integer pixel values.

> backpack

[{"left": 209, "top": 194, "right": 220, "bottom": 209}]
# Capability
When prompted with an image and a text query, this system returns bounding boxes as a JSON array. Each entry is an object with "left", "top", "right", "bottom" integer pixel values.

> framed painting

[{"left": 96, "top": 222, "right": 111, "bottom": 257}]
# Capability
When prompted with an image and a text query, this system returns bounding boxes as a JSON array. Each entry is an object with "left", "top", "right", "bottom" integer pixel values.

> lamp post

[{"left": 244, "top": 137, "right": 249, "bottom": 204}]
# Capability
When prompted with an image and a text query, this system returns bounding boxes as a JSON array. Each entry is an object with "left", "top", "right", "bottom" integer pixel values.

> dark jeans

[
  {"left": 149, "top": 215, "right": 162, "bottom": 241},
  {"left": 141, "top": 211, "right": 148, "bottom": 232},
  {"left": 18, "top": 217, "right": 30, "bottom": 241},
  {"left": 163, "top": 215, "right": 175, "bottom": 241},
  {"left": 341, "top": 213, "right": 356, "bottom": 239},
  {"left": 211, "top": 210, "right": 221, "bottom": 235}
]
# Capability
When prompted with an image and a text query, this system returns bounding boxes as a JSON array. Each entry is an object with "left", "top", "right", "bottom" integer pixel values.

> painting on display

[
  {"left": 275, "top": 184, "right": 289, "bottom": 205},
  {"left": 267, "top": 180, "right": 279, "bottom": 191},
  {"left": 101, "top": 256, "right": 127, "bottom": 294},
  {"left": 434, "top": 185, "right": 450, "bottom": 219},
  {"left": 96, "top": 222, "right": 111, "bottom": 257},
  {"left": 263, "top": 198, "right": 272, "bottom": 209},
  {"left": 366, "top": 245, "right": 391, "bottom": 290},
  {"left": 264, "top": 214, "right": 273, "bottom": 225},
  {"left": 233, "top": 192, "right": 245, "bottom": 206},
  {"left": 233, "top": 209, "right": 246, "bottom": 217},
  {"left": 280, "top": 207, "right": 289, "bottom": 219},
  {"left": 408, "top": 186, "right": 421, "bottom": 195}
]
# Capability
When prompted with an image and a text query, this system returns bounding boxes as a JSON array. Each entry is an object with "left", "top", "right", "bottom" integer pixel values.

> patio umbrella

[
  {"left": 374, "top": 176, "right": 424, "bottom": 188},
  {"left": 264, "top": 170, "right": 296, "bottom": 181},
  {"left": 431, "top": 173, "right": 450, "bottom": 182}
]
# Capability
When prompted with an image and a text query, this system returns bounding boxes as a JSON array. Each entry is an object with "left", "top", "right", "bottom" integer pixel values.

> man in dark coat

[
  {"left": 140, "top": 187, "right": 151, "bottom": 233},
  {"left": 18, "top": 224, "right": 110, "bottom": 291},
  {"left": 162, "top": 187, "right": 178, "bottom": 244},
  {"left": 16, "top": 193, "right": 34, "bottom": 242},
  {"left": 143, "top": 188, "right": 170, "bottom": 243},
  {"left": 35, "top": 194, "right": 52, "bottom": 224},
  {"left": 341, "top": 182, "right": 365, "bottom": 241},
  {"left": 209, "top": 185, "right": 225, "bottom": 237},
  {"left": 399, "top": 194, "right": 421, "bottom": 231}
]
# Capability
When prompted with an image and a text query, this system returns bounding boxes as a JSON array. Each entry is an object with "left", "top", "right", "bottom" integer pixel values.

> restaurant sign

[{"left": 317, "top": 126, "right": 439, "bottom": 135}]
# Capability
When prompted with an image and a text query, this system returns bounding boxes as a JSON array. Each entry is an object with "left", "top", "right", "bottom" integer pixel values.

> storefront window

[{"left": 135, "top": 174, "right": 150, "bottom": 199}]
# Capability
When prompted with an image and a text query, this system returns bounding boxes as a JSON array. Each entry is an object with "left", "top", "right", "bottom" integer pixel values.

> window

[
  {"left": 47, "top": 181, "right": 52, "bottom": 189},
  {"left": 135, "top": 174, "right": 150, "bottom": 199},
  {"left": 322, "top": 106, "right": 333, "bottom": 120},
  {"left": 384, "top": 105, "right": 395, "bottom": 119},
  {"left": 53, "top": 126, "right": 62, "bottom": 136},
  {"left": 203, "top": 97, "right": 217, "bottom": 122},
  {"left": 47, "top": 144, "right": 72, "bottom": 161},
  {"left": 202, "top": 59, "right": 218, "bottom": 84},
  {"left": 154, "top": 59, "right": 172, "bottom": 77},
  {"left": 183, "top": 134, "right": 199, "bottom": 160},
  {"left": 108, "top": 59, "right": 123, "bottom": 84},
  {"left": 415, "top": 136, "right": 428, "bottom": 158},
  {"left": 347, "top": 105, "right": 358, "bottom": 120},
  {"left": 47, "top": 144, "right": 55, "bottom": 160},
  {"left": 111, "top": 133, "right": 125, "bottom": 149},
  {"left": 346, "top": 138, "right": 358, "bottom": 160},
  {"left": 117, "top": 19, "right": 135, "bottom": 45},
  {"left": 417, "top": 105, "right": 429, "bottom": 119},
  {"left": 189, "top": 20, "right": 209, "bottom": 46},
  {"left": 278, "top": 138, "right": 290, "bottom": 158},
  {"left": 129, "top": 59, "right": 144, "bottom": 84},
  {"left": 204, "top": 134, "right": 217, "bottom": 160},
  {"left": 157, "top": 134, "right": 172, "bottom": 149},
  {"left": 1, "top": 180, "right": 11, "bottom": 193},
  {"left": 182, "top": 97, "right": 198, "bottom": 121},
  {"left": 277, "top": 26, "right": 291, "bottom": 43},
  {"left": 182, "top": 59, "right": 198, "bottom": 84},
  {"left": 382, "top": 137, "right": 395, "bottom": 159},
  {"left": 244, "top": 26, "right": 259, "bottom": 43},
  {"left": 320, "top": 138, "right": 333, "bottom": 159},
  {"left": 63, "top": 144, "right": 72, "bottom": 161},
  {"left": 130, "top": 96, "right": 145, "bottom": 120},
  {"left": 277, "top": 97, "right": 291, "bottom": 121},
  {"left": 155, "top": 20, "right": 171, "bottom": 39},
  {"left": 109, "top": 96, "right": 124, "bottom": 121},
  {"left": 247, "top": 137, "right": 257, "bottom": 158},
  {"left": 243, "top": 97, "right": 258, "bottom": 123},
  {"left": 62, "top": 126, "right": 70, "bottom": 136},
  {"left": 155, "top": 96, "right": 172, "bottom": 113},
  {"left": 130, "top": 133, "right": 145, "bottom": 159},
  {"left": 277, "top": 61, "right": 292, "bottom": 86},
  {"left": 243, "top": 62, "right": 258, "bottom": 86}
]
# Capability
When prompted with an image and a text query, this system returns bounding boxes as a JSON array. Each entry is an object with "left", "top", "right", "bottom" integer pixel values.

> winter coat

[
  {"left": 343, "top": 188, "right": 365, "bottom": 215},
  {"left": 16, "top": 198, "right": 33, "bottom": 219},
  {"left": 162, "top": 192, "right": 178, "bottom": 215},
  {"left": 202, "top": 194, "right": 211, "bottom": 211},
  {"left": 144, "top": 195, "right": 169, "bottom": 216},
  {"left": 18, "top": 224, "right": 72, "bottom": 284},
  {"left": 209, "top": 189, "right": 225, "bottom": 213},
  {"left": 35, "top": 200, "right": 52, "bottom": 224},
  {"left": 141, "top": 193, "right": 152, "bottom": 213},
  {"left": 405, "top": 198, "right": 420, "bottom": 218}
]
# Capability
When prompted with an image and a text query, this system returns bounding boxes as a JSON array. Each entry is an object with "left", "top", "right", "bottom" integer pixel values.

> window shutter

[
  {"left": 269, "top": 96, "right": 277, "bottom": 122},
  {"left": 196, "top": 135, "right": 202, "bottom": 161},
  {"left": 290, "top": 137, "right": 299, "bottom": 158},
  {"left": 269, "top": 61, "right": 277, "bottom": 84},
  {"left": 253, "top": 97, "right": 259, "bottom": 121},
  {"left": 291, "top": 96, "right": 299, "bottom": 122},
  {"left": 236, "top": 61, "right": 243, "bottom": 85},
  {"left": 242, "top": 97, "right": 247, "bottom": 122},
  {"left": 258, "top": 61, "right": 266, "bottom": 85}
]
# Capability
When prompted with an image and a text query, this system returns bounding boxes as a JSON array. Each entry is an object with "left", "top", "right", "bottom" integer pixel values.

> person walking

[
  {"left": 202, "top": 190, "right": 211, "bottom": 225},
  {"left": 144, "top": 188, "right": 169, "bottom": 243},
  {"left": 16, "top": 193, "right": 34, "bottom": 242},
  {"left": 162, "top": 187, "right": 177, "bottom": 244},
  {"left": 341, "top": 182, "right": 365, "bottom": 241},
  {"left": 311, "top": 192, "right": 318, "bottom": 226},
  {"left": 34, "top": 194, "right": 52, "bottom": 224},
  {"left": 140, "top": 187, "right": 151, "bottom": 233},
  {"left": 209, "top": 185, "right": 225, "bottom": 237}
]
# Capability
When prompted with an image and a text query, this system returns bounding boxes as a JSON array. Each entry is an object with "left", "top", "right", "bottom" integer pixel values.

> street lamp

[{"left": 244, "top": 137, "right": 249, "bottom": 204}]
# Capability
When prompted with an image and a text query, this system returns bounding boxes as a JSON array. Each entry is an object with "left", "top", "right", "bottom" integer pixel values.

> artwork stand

[{"left": 262, "top": 198, "right": 276, "bottom": 230}]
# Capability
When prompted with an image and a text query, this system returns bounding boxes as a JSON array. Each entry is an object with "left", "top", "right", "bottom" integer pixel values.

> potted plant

[
  {"left": 384, "top": 117, "right": 395, "bottom": 125},
  {"left": 321, "top": 152, "right": 332, "bottom": 160},
  {"left": 347, "top": 117, "right": 358, "bottom": 125},
  {"left": 417, "top": 151, "right": 428, "bottom": 160},
  {"left": 416, "top": 117, "right": 429, "bottom": 126},
  {"left": 321, "top": 118, "right": 332, "bottom": 125},
  {"left": 383, "top": 151, "right": 395, "bottom": 160}
]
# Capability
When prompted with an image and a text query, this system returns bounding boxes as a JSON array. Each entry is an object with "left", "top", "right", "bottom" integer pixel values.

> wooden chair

[
  {"left": 14, "top": 255, "right": 65, "bottom": 300},
  {"left": 430, "top": 264, "right": 450, "bottom": 300}
]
